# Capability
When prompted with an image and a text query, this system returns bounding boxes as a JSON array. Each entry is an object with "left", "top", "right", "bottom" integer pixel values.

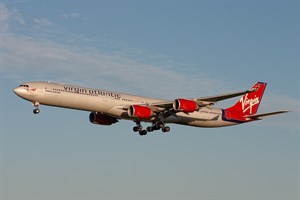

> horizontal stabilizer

[{"left": 244, "top": 111, "right": 290, "bottom": 120}]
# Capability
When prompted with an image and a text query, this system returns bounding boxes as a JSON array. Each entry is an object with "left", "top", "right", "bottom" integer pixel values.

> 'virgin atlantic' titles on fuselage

[{"left": 63, "top": 86, "right": 122, "bottom": 98}]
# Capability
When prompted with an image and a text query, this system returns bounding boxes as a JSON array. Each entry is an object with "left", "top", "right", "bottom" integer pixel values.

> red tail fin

[{"left": 226, "top": 82, "right": 267, "bottom": 115}]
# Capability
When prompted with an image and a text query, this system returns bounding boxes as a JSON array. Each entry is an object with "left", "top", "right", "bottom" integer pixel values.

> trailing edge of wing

[{"left": 245, "top": 111, "right": 290, "bottom": 120}]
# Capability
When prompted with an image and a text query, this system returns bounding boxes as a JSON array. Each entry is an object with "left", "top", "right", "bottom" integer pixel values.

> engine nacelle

[
  {"left": 173, "top": 98, "right": 199, "bottom": 113},
  {"left": 89, "top": 112, "right": 118, "bottom": 125},
  {"left": 128, "top": 105, "right": 154, "bottom": 119}
]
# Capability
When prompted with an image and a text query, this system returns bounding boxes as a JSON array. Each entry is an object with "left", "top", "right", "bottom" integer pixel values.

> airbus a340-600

[{"left": 13, "top": 81, "right": 288, "bottom": 135}]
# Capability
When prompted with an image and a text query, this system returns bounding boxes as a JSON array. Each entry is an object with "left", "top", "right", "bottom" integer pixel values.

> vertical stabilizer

[{"left": 226, "top": 82, "right": 267, "bottom": 116}]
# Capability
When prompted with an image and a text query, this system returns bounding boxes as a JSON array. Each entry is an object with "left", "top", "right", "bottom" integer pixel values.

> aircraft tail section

[
  {"left": 222, "top": 82, "right": 267, "bottom": 122},
  {"left": 226, "top": 82, "right": 266, "bottom": 115}
]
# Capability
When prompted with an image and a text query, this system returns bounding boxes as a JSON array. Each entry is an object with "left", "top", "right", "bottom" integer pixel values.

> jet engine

[
  {"left": 128, "top": 105, "right": 154, "bottom": 119},
  {"left": 173, "top": 98, "right": 199, "bottom": 113},
  {"left": 89, "top": 112, "right": 118, "bottom": 125}
]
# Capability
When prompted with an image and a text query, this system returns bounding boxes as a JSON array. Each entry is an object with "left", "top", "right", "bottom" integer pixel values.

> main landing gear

[
  {"left": 33, "top": 102, "right": 40, "bottom": 114},
  {"left": 133, "top": 121, "right": 170, "bottom": 136},
  {"left": 133, "top": 121, "right": 147, "bottom": 136}
]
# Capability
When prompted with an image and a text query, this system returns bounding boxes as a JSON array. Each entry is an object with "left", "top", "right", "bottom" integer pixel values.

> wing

[
  {"left": 115, "top": 89, "right": 254, "bottom": 119},
  {"left": 196, "top": 90, "right": 251, "bottom": 103},
  {"left": 149, "top": 89, "right": 252, "bottom": 110},
  {"left": 244, "top": 111, "right": 290, "bottom": 120}
]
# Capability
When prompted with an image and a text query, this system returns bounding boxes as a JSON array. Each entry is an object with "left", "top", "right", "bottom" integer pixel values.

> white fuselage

[{"left": 14, "top": 81, "right": 237, "bottom": 128}]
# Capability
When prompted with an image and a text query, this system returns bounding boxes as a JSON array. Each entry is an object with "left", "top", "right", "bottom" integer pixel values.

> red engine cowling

[
  {"left": 128, "top": 105, "right": 154, "bottom": 119},
  {"left": 89, "top": 112, "right": 118, "bottom": 125},
  {"left": 173, "top": 98, "right": 199, "bottom": 113}
]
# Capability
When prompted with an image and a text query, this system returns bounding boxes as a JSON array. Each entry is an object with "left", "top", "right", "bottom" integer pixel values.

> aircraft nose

[{"left": 13, "top": 87, "right": 24, "bottom": 96}]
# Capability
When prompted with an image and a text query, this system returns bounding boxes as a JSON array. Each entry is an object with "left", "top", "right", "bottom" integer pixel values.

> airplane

[{"left": 13, "top": 81, "right": 288, "bottom": 135}]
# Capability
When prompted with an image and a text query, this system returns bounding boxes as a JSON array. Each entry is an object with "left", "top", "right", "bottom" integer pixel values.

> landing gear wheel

[
  {"left": 154, "top": 123, "right": 164, "bottom": 130},
  {"left": 146, "top": 126, "right": 154, "bottom": 132},
  {"left": 33, "top": 108, "right": 40, "bottom": 114},
  {"left": 133, "top": 121, "right": 143, "bottom": 133},
  {"left": 133, "top": 126, "right": 140, "bottom": 132},
  {"left": 162, "top": 126, "right": 170, "bottom": 133},
  {"left": 139, "top": 130, "right": 147, "bottom": 136}
]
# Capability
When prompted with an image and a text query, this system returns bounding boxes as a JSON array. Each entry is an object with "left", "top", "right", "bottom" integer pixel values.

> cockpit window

[{"left": 19, "top": 85, "right": 29, "bottom": 87}]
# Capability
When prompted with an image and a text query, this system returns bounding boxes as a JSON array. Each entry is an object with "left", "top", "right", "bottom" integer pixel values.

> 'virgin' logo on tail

[{"left": 240, "top": 94, "right": 260, "bottom": 114}]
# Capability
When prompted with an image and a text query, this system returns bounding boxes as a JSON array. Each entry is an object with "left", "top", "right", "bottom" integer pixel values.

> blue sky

[{"left": 1, "top": 1, "right": 299, "bottom": 200}]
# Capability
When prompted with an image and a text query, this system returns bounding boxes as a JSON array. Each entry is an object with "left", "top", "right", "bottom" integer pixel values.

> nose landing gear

[{"left": 33, "top": 102, "right": 40, "bottom": 114}]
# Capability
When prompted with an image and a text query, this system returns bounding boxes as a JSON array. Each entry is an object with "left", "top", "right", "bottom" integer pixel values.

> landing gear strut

[{"left": 33, "top": 102, "right": 40, "bottom": 114}]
